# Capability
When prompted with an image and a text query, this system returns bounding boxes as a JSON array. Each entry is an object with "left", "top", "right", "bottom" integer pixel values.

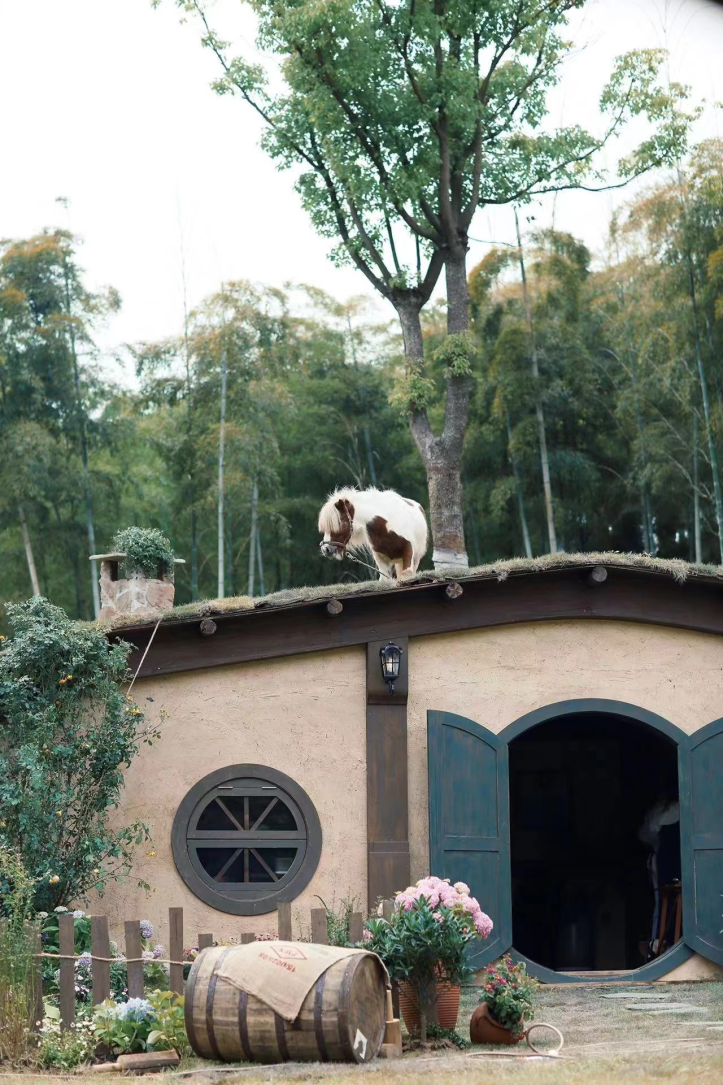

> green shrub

[
  {"left": 92, "top": 992, "right": 188, "bottom": 1057},
  {"left": 0, "top": 848, "right": 39, "bottom": 1065},
  {"left": 146, "top": 991, "right": 191, "bottom": 1056},
  {"left": 112, "top": 527, "right": 175, "bottom": 578},
  {"left": 0, "top": 597, "right": 158, "bottom": 911},
  {"left": 38, "top": 1011, "right": 95, "bottom": 1070},
  {"left": 315, "top": 893, "right": 362, "bottom": 946},
  {"left": 478, "top": 954, "right": 538, "bottom": 1037}
]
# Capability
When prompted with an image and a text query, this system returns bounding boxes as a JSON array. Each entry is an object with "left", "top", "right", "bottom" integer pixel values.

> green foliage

[
  {"left": 363, "top": 899, "right": 476, "bottom": 1011},
  {"left": 145, "top": 991, "right": 191, "bottom": 1056},
  {"left": 38, "top": 1013, "right": 96, "bottom": 1070},
  {"left": 113, "top": 526, "right": 175, "bottom": 578},
  {"left": 478, "top": 954, "right": 538, "bottom": 1037},
  {"left": 0, "top": 597, "right": 157, "bottom": 910},
  {"left": 0, "top": 848, "right": 39, "bottom": 1065},
  {"left": 315, "top": 893, "right": 362, "bottom": 947},
  {"left": 93, "top": 998, "right": 157, "bottom": 1055},
  {"left": 389, "top": 370, "right": 437, "bottom": 414},
  {"left": 433, "top": 333, "right": 476, "bottom": 378},
  {"left": 92, "top": 992, "right": 188, "bottom": 1057}
]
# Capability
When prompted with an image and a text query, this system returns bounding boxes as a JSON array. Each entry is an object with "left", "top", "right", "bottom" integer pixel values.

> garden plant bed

[{"left": 7, "top": 982, "right": 723, "bottom": 1085}]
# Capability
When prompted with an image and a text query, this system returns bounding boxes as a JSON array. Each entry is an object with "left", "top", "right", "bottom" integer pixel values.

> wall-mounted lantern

[{"left": 379, "top": 642, "right": 403, "bottom": 695}]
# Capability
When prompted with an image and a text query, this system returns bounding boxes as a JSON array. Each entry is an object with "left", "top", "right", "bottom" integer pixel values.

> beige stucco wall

[
  {"left": 99, "top": 616, "right": 723, "bottom": 981},
  {"left": 407, "top": 619, "right": 723, "bottom": 883},
  {"left": 95, "top": 646, "right": 367, "bottom": 946}
]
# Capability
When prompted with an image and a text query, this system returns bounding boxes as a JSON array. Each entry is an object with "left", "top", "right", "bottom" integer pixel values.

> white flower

[
  {"left": 54, "top": 906, "right": 68, "bottom": 913},
  {"left": 37, "top": 911, "right": 49, "bottom": 919},
  {"left": 73, "top": 909, "right": 85, "bottom": 918}
]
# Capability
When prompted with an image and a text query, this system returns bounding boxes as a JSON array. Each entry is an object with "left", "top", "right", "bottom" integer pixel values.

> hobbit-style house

[{"left": 98, "top": 554, "right": 723, "bottom": 984}]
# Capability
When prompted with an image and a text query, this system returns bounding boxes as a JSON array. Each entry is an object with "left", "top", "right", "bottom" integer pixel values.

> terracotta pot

[
  {"left": 469, "top": 1002, "right": 524, "bottom": 1045},
  {"left": 398, "top": 980, "right": 461, "bottom": 1032}
]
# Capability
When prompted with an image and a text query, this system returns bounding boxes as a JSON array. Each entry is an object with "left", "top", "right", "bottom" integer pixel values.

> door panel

[
  {"left": 680, "top": 718, "right": 723, "bottom": 965},
  {"left": 428, "top": 710, "right": 512, "bottom": 968}
]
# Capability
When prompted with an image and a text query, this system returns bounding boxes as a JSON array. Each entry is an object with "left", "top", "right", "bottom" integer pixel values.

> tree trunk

[
  {"left": 506, "top": 412, "right": 533, "bottom": 559},
  {"left": 191, "top": 507, "right": 198, "bottom": 601},
  {"left": 247, "top": 480, "right": 258, "bottom": 596},
  {"left": 256, "top": 526, "right": 266, "bottom": 596},
  {"left": 687, "top": 261, "right": 723, "bottom": 562},
  {"left": 64, "top": 259, "right": 100, "bottom": 617},
  {"left": 217, "top": 348, "right": 228, "bottom": 599},
  {"left": 693, "top": 413, "right": 702, "bottom": 562},
  {"left": 18, "top": 503, "right": 40, "bottom": 595},
  {"left": 515, "top": 209, "right": 557, "bottom": 554},
  {"left": 399, "top": 250, "right": 472, "bottom": 572}
]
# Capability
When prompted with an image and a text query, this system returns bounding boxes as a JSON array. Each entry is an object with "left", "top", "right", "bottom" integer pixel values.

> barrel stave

[{"left": 186, "top": 945, "right": 385, "bottom": 1064}]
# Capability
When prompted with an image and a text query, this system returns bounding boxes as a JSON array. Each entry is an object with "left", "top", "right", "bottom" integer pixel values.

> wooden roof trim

[{"left": 117, "top": 564, "right": 723, "bottom": 681}]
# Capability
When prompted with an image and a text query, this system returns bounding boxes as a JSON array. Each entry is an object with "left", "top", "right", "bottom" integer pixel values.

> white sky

[{"left": 1, "top": 0, "right": 722, "bottom": 374}]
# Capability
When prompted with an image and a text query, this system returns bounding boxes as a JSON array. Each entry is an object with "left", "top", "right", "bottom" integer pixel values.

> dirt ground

[{"left": 6, "top": 982, "right": 723, "bottom": 1085}]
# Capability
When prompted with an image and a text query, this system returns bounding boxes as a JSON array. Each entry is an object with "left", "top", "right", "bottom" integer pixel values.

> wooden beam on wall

[
  {"left": 366, "top": 638, "right": 409, "bottom": 912},
  {"left": 119, "top": 567, "right": 723, "bottom": 680}
]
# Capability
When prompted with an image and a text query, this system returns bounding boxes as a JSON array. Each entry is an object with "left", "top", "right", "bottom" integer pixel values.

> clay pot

[
  {"left": 469, "top": 1002, "right": 523, "bottom": 1045},
  {"left": 398, "top": 980, "right": 461, "bottom": 1032}
]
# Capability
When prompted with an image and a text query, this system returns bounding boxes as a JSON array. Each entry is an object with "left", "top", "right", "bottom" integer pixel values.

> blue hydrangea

[
  {"left": 140, "top": 920, "right": 154, "bottom": 940},
  {"left": 115, "top": 998, "right": 155, "bottom": 1022}
]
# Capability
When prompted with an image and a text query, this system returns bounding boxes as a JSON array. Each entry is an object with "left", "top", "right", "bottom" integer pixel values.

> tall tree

[
  {"left": 162, "top": 0, "right": 692, "bottom": 565},
  {"left": 0, "top": 230, "right": 119, "bottom": 614}
]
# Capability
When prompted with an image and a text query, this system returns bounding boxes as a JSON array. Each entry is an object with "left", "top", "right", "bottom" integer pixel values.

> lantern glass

[{"left": 379, "top": 642, "right": 402, "bottom": 686}]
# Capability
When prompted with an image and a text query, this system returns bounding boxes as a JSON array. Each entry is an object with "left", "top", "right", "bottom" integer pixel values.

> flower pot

[
  {"left": 398, "top": 980, "right": 461, "bottom": 1032},
  {"left": 469, "top": 1002, "right": 523, "bottom": 1045}
]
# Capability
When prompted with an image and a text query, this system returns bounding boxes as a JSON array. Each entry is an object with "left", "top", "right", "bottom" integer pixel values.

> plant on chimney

[{"left": 112, "top": 527, "right": 175, "bottom": 579}]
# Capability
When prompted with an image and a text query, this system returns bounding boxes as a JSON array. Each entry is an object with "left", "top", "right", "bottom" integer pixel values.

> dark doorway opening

[{"left": 509, "top": 712, "right": 680, "bottom": 972}]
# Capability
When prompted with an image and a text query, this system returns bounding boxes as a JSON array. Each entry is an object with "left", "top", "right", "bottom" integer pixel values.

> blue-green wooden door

[
  {"left": 680, "top": 718, "right": 723, "bottom": 966},
  {"left": 428, "top": 710, "right": 512, "bottom": 968}
]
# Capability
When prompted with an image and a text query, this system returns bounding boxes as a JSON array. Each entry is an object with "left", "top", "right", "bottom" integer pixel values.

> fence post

[
  {"left": 311, "top": 908, "right": 328, "bottom": 945},
  {"left": 348, "top": 912, "right": 363, "bottom": 944},
  {"left": 241, "top": 933, "right": 256, "bottom": 944},
  {"left": 198, "top": 933, "right": 213, "bottom": 950},
  {"left": 26, "top": 922, "right": 43, "bottom": 1032},
  {"left": 169, "top": 907, "right": 183, "bottom": 995},
  {"left": 91, "top": 915, "right": 111, "bottom": 1005},
  {"left": 277, "top": 902, "right": 292, "bottom": 941},
  {"left": 125, "top": 920, "right": 143, "bottom": 999},
  {"left": 58, "top": 912, "right": 76, "bottom": 1030}
]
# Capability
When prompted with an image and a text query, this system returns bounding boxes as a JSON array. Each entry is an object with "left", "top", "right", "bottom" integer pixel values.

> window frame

[{"left": 171, "top": 764, "right": 322, "bottom": 916}]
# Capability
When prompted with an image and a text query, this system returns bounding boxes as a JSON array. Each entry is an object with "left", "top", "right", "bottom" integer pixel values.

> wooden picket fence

[{"left": 45, "top": 902, "right": 373, "bottom": 1032}]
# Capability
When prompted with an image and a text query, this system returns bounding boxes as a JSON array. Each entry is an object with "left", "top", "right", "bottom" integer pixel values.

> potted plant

[
  {"left": 112, "top": 527, "right": 175, "bottom": 581},
  {"left": 470, "top": 954, "right": 537, "bottom": 1045},
  {"left": 363, "top": 876, "right": 493, "bottom": 1042}
]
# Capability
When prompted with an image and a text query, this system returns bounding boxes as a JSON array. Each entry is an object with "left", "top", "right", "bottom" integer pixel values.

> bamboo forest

[{"left": 1, "top": 139, "right": 722, "bottom": 619}]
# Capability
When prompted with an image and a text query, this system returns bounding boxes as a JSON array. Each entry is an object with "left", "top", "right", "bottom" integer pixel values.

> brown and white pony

[{"left": 318, "top": 487, "right": 428, "bottom": 579}]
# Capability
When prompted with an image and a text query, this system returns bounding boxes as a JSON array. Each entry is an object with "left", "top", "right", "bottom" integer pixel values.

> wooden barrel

[{"left": 184, "top": 945, "right": 386, "bottom": 1064}]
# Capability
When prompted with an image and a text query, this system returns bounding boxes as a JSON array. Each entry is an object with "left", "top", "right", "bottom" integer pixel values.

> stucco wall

[
  {"left": 407, "top": 619, "right": 723, "bottom": 881},
  {"left": 95, "top": 646, "right": 367, "bottom": 945}
]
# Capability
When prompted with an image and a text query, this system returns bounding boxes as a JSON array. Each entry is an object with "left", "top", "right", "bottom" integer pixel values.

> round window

[{"left": 171, "top": 765, "right": 322, "bottom": 915}]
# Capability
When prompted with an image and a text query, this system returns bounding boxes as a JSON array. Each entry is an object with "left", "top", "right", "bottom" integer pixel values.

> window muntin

[{"left": 172, "top": 765, "right": 321, "bottom": 916}]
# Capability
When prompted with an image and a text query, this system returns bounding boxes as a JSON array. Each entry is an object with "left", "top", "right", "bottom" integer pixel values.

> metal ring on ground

[{"left": 525, "top": 1023, "right": 564, "bottom": 1055}]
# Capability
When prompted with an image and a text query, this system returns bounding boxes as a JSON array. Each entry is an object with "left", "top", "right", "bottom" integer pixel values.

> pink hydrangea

[{"left": 394, "top": 875, "right": 493, "bottom": 939}]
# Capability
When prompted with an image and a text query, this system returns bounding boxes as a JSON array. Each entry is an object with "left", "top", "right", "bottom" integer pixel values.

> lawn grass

[{"left": 5, "top": 982, "right": 722, "bottom": 1085}]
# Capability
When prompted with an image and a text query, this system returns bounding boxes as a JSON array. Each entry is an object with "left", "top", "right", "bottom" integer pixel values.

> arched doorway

[
  {"left": 428, "top": 700, "right": 723, "bottom": 980},
  {"left": 508, "top": 710, "right": 679, "bottom": 972}
]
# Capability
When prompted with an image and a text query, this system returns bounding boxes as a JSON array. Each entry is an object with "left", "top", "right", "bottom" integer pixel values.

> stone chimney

[{"left": 90, "top": 553, "right": 185, "bottom": 621}]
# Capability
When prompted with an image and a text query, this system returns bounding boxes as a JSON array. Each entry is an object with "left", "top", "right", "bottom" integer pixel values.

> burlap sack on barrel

[{"left": 215, "top": 942, "right": 387, "bottom": 1023}]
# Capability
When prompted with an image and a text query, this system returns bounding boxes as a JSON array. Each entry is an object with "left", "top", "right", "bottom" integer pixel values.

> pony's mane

[{"left": 317, "top": 487, "right": 392, "bottom": 534}]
